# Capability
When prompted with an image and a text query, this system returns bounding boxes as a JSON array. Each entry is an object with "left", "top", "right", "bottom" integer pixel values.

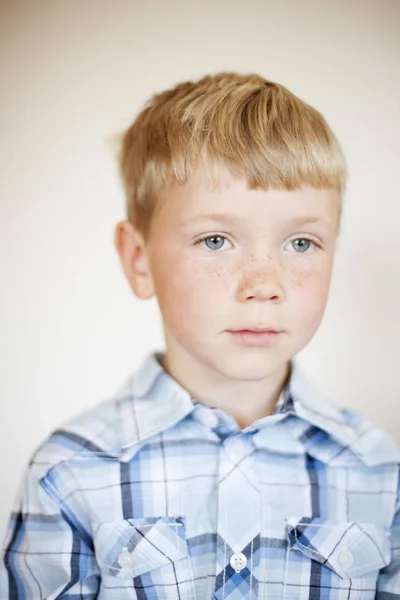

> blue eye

[
  {"left": 291, "top": 239, "right": 313, "bottom": 253},
  {"left": 199, "top": 235, "right": 229, "bottom": 251}
]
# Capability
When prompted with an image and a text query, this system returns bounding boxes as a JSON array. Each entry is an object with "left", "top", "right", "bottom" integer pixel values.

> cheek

[
  {"left": 289, "top": 261, "right": 333, "bottom": 324},
  {"left": 152, "top": 256, "right": 229, "bottom": 328}
]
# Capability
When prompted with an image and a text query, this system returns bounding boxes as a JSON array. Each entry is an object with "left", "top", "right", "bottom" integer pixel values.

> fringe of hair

[{"left": 118, "top": 73, "right": 347, "bottom": 239}]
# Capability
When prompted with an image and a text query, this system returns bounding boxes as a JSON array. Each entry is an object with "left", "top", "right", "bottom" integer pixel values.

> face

[{"left": 119, "top": 174, "right": 340, "bottom": 383}]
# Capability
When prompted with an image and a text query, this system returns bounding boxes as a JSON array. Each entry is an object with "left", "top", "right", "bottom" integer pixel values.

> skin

[{"left": 115, "top": 172, "right": 341, "bottom": 429}]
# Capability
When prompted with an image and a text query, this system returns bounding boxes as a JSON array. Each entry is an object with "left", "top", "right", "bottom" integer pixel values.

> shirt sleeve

[
  {"left": 376, "top": 468, "right": 400, "bottom": 598},
  {"left": 0, "top": 461, "right": 100, "bottom": 599}
]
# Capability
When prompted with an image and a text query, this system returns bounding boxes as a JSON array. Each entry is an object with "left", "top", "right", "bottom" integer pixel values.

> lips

[
  {"left": 230, "top": 327, "right": 280, "bottom": 333},
  {"left": 228, "top": 329, "right": 282, "bottom": 346}
]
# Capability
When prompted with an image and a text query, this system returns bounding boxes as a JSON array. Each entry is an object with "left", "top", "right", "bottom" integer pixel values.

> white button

[
  {"left": 338, "top": 548, "right": 354, "bottom": 569},
  {"left": 230, "top": 552, "right": 247, "bottom": 572},
  {"left": 199, "top": 409, "right": 218, "bottom": 428},
  {"left": 118, "top": 547, "right": 133, "bottom": 568}
]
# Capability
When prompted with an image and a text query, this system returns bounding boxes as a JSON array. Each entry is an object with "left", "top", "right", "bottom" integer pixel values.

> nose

[{"left": 237, "top": 256, "right": 285, "bottom": 303}]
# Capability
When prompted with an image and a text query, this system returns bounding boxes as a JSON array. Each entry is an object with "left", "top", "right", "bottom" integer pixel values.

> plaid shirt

[{"left": 1, "top": 351, "right": 400, "bottom": 599}]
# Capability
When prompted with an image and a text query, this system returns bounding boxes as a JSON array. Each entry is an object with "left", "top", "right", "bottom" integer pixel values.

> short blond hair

[{"left": 118, "top": 73, "right": 347, "bottom": 239}]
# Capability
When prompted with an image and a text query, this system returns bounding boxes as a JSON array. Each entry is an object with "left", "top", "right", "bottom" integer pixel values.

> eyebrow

[
  {"left": 185, "top": 213, "right": 330, "bottom": 227},
  {"left": 185, "top": 213, "right": 242, "bottom": 226}
]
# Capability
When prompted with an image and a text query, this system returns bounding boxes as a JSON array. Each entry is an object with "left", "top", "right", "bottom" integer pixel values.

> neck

[{"left": 160, "top": 350, "right": 291, "bottom": 430}]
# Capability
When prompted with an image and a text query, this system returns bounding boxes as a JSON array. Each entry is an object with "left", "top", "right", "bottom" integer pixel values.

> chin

[{"left": 215, "top": 352, "right": 287, "bottom": 380}]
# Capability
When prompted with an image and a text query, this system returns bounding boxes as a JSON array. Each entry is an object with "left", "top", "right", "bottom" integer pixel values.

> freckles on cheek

[
  {"left": 174, "top": 260, "right": 232, "bottom": 289},
  {"left": 203, "top": 264, "right": 233, "bottom": 290},
  {"left": 289, "top": 267, "right": 313, "bottom": 289},
  {"left": 158, "top": 257, "right": 232, "bottom": 317},
  {"left": 289, "top": 263, "right": 331, "bottom": 291},
  {"left": 289, "top": 265, "right": 332, "bottom": 327}
]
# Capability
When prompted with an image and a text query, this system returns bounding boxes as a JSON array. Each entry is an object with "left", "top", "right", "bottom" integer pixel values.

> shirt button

[
  {"left": 230, "top": 552, "right": 247, "bottom": 573},
  {"left": 118, "top": 547, "right": 133, "bottom": 568},
  {"left": 199, "top": 409, "right": 219, "bottom": 429},
  {"left": 338, "top": 548, "right": 354, "bottom": 569}
]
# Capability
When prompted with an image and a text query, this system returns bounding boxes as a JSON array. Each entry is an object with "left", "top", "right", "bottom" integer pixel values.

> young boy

[{"left": 1, "top": 73, "right": 399, "bottom": 599}]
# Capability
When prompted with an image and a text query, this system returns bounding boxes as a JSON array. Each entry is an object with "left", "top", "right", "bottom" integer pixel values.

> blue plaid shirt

[{"left": 1, "top": 351, "right": 400, "bottom": 599}]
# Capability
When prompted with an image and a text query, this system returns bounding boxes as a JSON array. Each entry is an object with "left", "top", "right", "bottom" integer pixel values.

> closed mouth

[{"left": 230, "top": 328, "right": 280, "bottom": 334}]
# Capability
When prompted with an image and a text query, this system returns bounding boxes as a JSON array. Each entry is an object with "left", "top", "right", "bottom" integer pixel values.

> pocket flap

[
  {"left": 286, "top": 516, "right": 391, "bottom": 579},
  {"left": 94, "top": 516, "right": 188, "bottom": 579}
]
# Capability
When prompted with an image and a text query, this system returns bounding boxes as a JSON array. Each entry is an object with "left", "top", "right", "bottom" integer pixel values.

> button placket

[{"left": 216, "top": 433, "right": 262, "bottom": 589}]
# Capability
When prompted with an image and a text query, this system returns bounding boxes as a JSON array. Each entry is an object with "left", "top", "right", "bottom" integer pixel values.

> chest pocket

[
  {"left": 284, "top": 517, "right": 391, "bottom": 599},
  {"left": 93, "top": 516, "right": 197, "bottom": 598}
]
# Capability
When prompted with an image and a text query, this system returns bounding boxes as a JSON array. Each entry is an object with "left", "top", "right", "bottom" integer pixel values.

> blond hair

[{"left": 118, "top": 73, "right": 347, "bottom": 239}]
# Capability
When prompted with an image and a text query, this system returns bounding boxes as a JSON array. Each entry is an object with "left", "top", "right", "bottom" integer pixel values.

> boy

[{"left": 1, "top": 73, "right": 399, "bottom": 599}]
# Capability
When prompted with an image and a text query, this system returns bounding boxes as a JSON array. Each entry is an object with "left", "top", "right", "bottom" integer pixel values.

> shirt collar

[
  {"left": 115, "top": 351, "right": 351, "bottom": 446},
  {"left": 100, "top": 351, "right": 400, "bottom": 466}
]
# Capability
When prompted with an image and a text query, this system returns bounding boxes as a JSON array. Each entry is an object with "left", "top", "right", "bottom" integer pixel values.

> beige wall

[{"left": 1, "top": 0, "right": 399, "bottom": 539}]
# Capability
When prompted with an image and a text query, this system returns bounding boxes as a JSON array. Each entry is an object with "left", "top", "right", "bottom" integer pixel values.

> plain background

[{"left": 1, "top": 0, "right": 399, "bottom": 541}]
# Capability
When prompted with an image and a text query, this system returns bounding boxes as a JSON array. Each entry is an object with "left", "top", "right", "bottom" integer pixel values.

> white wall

[{"left": 1, "top": 0, "right": 399, "bottom": 540}]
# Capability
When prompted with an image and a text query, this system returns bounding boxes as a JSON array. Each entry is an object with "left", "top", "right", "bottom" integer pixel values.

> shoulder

[
  {"left": 29, "top": 396, "right": 124, "bottom": 481},
  {"left": 26, "top": 351, "right": 190, "bottom": 482},
  {"left": 289, "top": 361, "right": 400, "bottom": 468},
  {"left": 338, "top": 407, "right": 400, "bottom": 467}
]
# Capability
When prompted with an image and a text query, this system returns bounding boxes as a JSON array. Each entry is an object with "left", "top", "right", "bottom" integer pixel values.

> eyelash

[{"left": 195, "top": 234, "right": 321, "bottom": 253}]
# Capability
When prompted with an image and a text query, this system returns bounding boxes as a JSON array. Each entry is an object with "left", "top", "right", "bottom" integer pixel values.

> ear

[{"left": 114, "top": 220, "right": 155, "bottom": 299}]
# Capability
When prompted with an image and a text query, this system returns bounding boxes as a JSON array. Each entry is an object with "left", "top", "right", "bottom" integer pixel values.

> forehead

[{"left": 157, "top": 175, "right": 341, "bottom": 229}]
